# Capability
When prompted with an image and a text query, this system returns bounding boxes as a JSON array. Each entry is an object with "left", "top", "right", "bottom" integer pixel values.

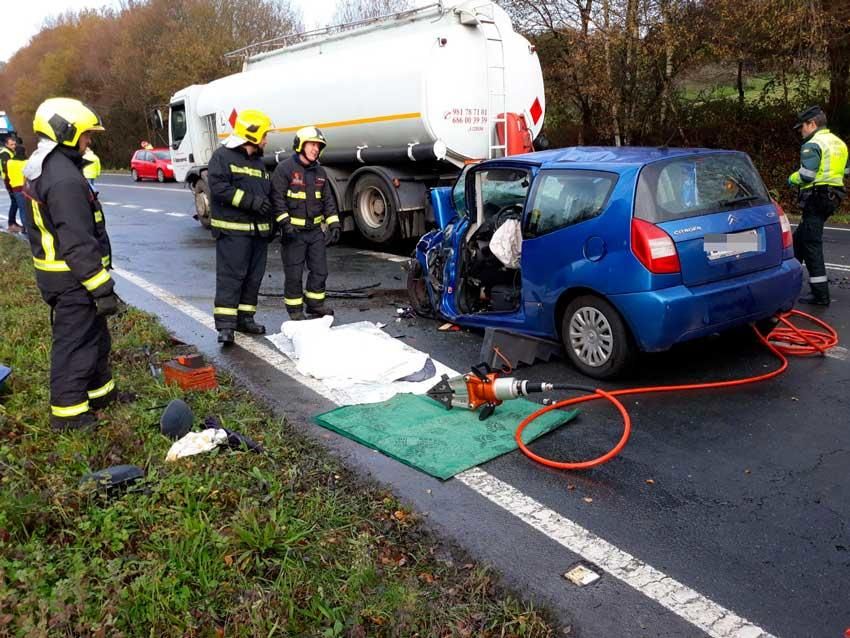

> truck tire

[
  {"left": 352, "top": 174, "right": 398, "bottom": 244},
  {"left": 193, "top": 177, "right": 212, "bottom": 229}
]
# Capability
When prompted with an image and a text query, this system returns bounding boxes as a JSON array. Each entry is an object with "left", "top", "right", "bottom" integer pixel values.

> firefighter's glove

[
  {"left": 95, "top": 293, "right": 120, "bottom": 317},
  {"left": 324, "top": 226, "right": 340, "bottom": 246},
  {"left": 281, "top": 222, "right": 298, "bottom": 242},
  {"left": 249, "top": 195, "right": 273, "bottom": 217}
]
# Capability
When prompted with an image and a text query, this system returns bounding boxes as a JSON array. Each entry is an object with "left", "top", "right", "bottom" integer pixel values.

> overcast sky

[{"left": 0, "top": 0, "right": 347, "bottom": 63}]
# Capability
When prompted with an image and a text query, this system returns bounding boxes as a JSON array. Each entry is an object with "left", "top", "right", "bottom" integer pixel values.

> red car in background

[{"left": 130, "top": 148, "right": 174, "bottom": 182}]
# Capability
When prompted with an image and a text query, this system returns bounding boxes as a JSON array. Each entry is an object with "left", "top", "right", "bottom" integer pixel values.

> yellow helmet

[
  {"left": 33, "top": 97, "right": 104, "bottom": 148},
  {"left": 233, "top": 109, "right": 273, "bottom": 145},
  {"left": 293, "top": 126, "right": 327, "bottom": 155}
]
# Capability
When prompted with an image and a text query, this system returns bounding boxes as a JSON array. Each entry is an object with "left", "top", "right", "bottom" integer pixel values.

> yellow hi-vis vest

[
  {"left": 6, "top": 158, "right": 24, "bottom": 189},
  {"left": 802, "top": 128, "right": 848, "bottom": 190}
]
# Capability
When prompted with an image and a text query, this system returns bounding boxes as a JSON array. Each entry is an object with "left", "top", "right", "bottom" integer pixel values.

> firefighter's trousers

[
  {"left": 794, "top": 188, "right": 840, "bottom": 299},
  {"left": 214, "top": 233, "right": 268, "bottom": 330},
  {"left": 282, "top": 227, "right": 328, "bottom": 314},
  {"left": 44, "top": 286, "right": 113, "bottom": 420}
]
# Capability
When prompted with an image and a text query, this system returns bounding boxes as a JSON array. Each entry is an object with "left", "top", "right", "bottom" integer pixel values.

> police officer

[
  {"left": 22, "top": 98, "right": 118, "bottom": 430},
  {"left": 209, "top": 109, "right": 274, "bottom": 344},
  {"left": 788, "top": 105, "right": 848, "bottom": 306},
  {"left": 271, "top": 126, "right": 340, "bottom": 320},
  {"left": 1, "top": 135, "right": 22, "bottom": 232}
]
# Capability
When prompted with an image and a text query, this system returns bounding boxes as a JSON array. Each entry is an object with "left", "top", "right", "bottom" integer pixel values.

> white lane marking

[
  {"left": 826, "top": 346, "right": 848, "bottom": 361},
  {"left": 457, "top": 469, "right": 774, "bottom": 638},
  {"left": 102, "top": 201, "right": 122, "bottom": 205},
  {"left": 167, "top": 212, "right": 188, "bottom": 217},
  {"left": 355, "top": 249, "right": 409, "bottom": 263},
  {"left": 143, "top": 208, "right": 163, "bottom": 213},
  {"left": 111, "top": 265, "right": 776, "bottom": 638},
  {"left": 790, "top": 223, "right": 850, "bottom": 233},
  {"left": 98, "top": 183, "right": 188, "bottom": 193},
  {"left": 826, "top": 262, "right": 850, "bottom": 272},
  {"left": 121, "top": 204, "right": 140, "bottom": 209}
]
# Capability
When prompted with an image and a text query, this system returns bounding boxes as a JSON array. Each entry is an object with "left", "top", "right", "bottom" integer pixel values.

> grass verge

[{"left": 0, "top": 233, "right": 558, "bottom": 638}]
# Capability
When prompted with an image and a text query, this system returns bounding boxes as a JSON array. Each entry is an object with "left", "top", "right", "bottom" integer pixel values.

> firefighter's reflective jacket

[
  {"left": 271, "top": 153, "right": 339, "bottom": 230},
  {"left": 208, "top": 145, "right": 273, "bottom": 237},
  {"left": 23, "top": 145, "right": 113, "bottom": 298}
]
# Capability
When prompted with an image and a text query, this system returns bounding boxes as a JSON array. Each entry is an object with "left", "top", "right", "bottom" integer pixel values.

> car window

[
  {"left": 132, "top": 151, "right": 140, "bottom": 162},
  {"left": 473, "top": 168, "right": 530, "bottom": 224},
  {"left": 526, "top": 170, "right": 617, "bottom": 237},
  {"left": 635, "top": 153, "right": 770, "bottom": 223},
  {"left": 451, "top": 165, "right": 472, "bottom": 218},
  {"left": 170, "top": 102, "right": 187, "bottom": 146},
  {"left": 154, "top": 151, "right": 170, "bottom": 160}
]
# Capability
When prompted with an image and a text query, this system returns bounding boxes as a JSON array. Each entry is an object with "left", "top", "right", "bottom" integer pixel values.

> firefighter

[
  {"left": 788, "top": 105, "right": 848, "bottom": 306},
  {"left": 82, "top": 143, "right": 101, "bottom": 187},
  {"left": 271, "top": 126, "right": 340, "bottom": 320},
  {"left": 1, "top": 135, "right": 22, "bottom": 232},
  {"left": 22, "top": 98, "right": 118, "bottom": 430},
  {"left": 208, "top": 109, "right": 274, "bottom": 345}
]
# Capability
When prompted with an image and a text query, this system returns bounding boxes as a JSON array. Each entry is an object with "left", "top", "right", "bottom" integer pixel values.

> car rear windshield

[
  {"left": 154, "top": 151, "right": 170, "bottom": 160},
  {"left": 635, "top": 153, "right": 770, "bottom": 223}
]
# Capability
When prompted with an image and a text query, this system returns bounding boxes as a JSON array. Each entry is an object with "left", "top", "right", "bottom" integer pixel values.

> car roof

[{"left": 505, "top": 146, "right": 740, "bottom": 169}]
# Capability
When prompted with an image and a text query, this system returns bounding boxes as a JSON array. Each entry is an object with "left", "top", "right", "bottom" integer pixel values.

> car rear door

[{"left": 635, "top": 153, "right": 783, "bottom": 287}]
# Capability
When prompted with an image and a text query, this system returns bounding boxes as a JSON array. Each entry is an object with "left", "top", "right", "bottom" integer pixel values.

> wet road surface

[{"left": 4, "top": 174, "right": 848, "bottom": 638}]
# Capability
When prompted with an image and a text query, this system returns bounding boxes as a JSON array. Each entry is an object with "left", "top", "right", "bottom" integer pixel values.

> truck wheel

[
  {"left": 561, "top": 295, "right": 636, "bottom": 379},
  {"left": 352, "top": 174, "right": 398, "bottom": 244},
  {"left": 193, "top": 178, "right": 212, "bottom": 229}
]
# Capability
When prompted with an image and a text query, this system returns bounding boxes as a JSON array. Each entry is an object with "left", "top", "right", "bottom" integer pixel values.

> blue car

[{"left": 408, "top": 147, "right": 802, "bottom": 379}]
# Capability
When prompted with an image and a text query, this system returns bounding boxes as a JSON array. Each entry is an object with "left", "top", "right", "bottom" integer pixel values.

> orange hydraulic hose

[{"left": 515, "top": 309, "right": 839, "bottom": 470}]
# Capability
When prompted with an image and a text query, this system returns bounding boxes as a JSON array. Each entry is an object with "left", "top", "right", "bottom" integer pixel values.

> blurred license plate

[{"left": 704, "top": 229, "right": 759, "bottom": 260}]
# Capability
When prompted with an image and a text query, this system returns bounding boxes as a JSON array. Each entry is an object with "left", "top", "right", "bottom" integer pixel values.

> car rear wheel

[
  {"left": 157, "top": 169, "right": 165, "bottom": 183},
  {"left": 406, "top": 259, "right": 434, "bottom": 318},
  {"left": 131, "top": 168, "right": 140, "bottom": 182},
  {"left": 561, "top": 295, "right": 636, "bottom": 379}
]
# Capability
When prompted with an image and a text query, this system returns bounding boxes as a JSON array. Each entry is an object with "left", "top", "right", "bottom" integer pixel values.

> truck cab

[{"left": 169, "top": 86, "right": 219, "bottom": 226}]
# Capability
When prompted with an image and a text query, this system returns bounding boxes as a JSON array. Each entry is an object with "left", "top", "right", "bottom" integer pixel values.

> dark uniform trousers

[
  {"left": 793, "top": 188, "right": 840, "bottom": 297},
  {"left": 214, "top": 234, "right": 268, "bottom": 330},
  {"left": 283, "top": 227, "right": 327, "bottom": 311},
  {"left": 45, "top": 286, "right": 113, "bottom": 412}
]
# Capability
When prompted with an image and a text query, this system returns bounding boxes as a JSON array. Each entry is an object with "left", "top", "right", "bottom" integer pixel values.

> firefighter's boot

[
  {"left": 236, "top": 317, "right": 266, "bottom": 335},
  {"left": 218, "top": 328, "right": 235, "bottom": 345}
]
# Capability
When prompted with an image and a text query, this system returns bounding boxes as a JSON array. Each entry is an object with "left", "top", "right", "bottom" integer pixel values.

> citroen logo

[{"left": 727, "top": 214, "right": 737, "bottom": 225}]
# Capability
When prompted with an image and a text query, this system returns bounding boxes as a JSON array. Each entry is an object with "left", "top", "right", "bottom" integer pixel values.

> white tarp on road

[{"left": 266, "top": 316, "right": 457, "bottom": 405}]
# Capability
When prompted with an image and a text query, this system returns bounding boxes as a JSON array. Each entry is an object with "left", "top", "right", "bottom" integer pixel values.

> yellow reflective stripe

[
  {"left": 229, "top": 164, "right": 265, "bottom": 178},
  {"left": 325, "top": 215, "right": 340, "bottom": 225},
  {"left": 232, "top": 188, "right": 245, "bottom": 207},
  {"left": 94, "top": 210, "right": 103, "bottom": 223},
  {"left": 102, "top": 255, "right": 111, "bottom": 267},
  {"left": 287, "top": 190, "right": 307, "bottom": 199},
  {"left": 87, "top": 379, "right": 115, "bottom": 399},
  {"left": 284, "top": 297, "right": 303, "bottom": 306},
  {"left": 315, "top": 191, "right": 323, "bottom": 199},
  {"left": 276, "top": 212, "right": 290, "bottom": 223},
  {"left": 305, "top": 290, "right": 325, "bottom": 300},
  {"left": 289, "top": 216, "right": 323, "bottom": 227},
  {"left": 31, "top": 201, "right": 57, "bottom": 262},
  {"left": 51, "top": 401, "right": 90, "bottom": 417},
  {"left": 210, "top": 219, "right": 271, "bottom": 232},
  {"left": 82, "top": 268, "right": 111, "bottom": 292},
  {"left": 33, "top": 257, "right": 71, "bottom": 272},
  {"left": 238, "top": 304, "right": 256, "bottom": 313},
  {"left": 214, "top": 307, "right": 238, "bottom": 316}
]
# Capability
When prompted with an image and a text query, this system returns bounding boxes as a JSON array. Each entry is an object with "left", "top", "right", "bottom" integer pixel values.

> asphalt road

[{"left": 4, "top": 174, "right": 848, "bottom": 637}]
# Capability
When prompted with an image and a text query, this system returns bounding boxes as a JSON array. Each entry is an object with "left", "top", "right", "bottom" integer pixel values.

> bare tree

[{"left": 331, "top": 0, "right": 413, "bottom": 25}]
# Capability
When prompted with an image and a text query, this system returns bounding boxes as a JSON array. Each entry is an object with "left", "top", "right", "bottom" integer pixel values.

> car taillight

[
  {"left": 774, "top": 200, "right": 792, "bottom": 249},
  {"left": 631, "top": 217, "right": 680, "bottom": 274}
]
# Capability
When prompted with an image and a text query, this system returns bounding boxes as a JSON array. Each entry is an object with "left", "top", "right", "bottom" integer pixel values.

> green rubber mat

[{"left": 314, "top": 393, "right": 579, "bottom": 480}]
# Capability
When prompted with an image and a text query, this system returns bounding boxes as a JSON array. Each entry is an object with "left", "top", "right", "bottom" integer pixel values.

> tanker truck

[{"left": 165, "top": 0, "right": 545, "bottom": 245}]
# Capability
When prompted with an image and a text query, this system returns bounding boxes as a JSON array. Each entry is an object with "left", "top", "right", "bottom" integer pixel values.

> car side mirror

[{"left": 150, "top": 109, "right": 164, "bottom": 130}]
